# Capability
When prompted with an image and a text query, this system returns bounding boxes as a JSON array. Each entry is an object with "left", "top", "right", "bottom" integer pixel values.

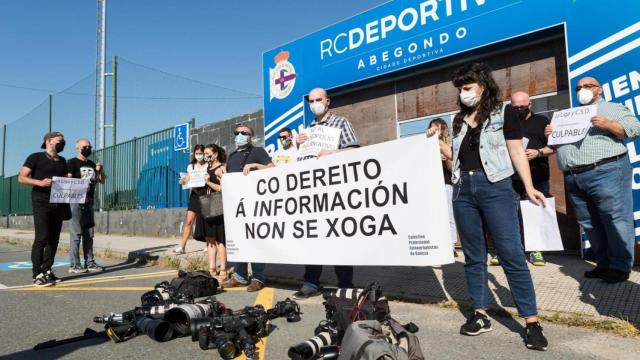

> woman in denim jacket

[{"left": 429, "top": 63, "right": 548, "bottom": 351}]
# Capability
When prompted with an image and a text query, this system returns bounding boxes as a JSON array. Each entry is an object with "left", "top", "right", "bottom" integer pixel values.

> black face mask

[
  {"left": 55, "top": 140, "right": 66, "bottom": 153},
  {"left": 516, "top": 107, "right": 530, "bottom": 120},
  {"left": 81, "top": 148, "right": 92, "bottom": 157}
]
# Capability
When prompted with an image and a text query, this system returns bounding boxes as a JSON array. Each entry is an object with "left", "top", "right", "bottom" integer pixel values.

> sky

[{"left": 0, "top": 0, "right": 385, "bottom": 132}]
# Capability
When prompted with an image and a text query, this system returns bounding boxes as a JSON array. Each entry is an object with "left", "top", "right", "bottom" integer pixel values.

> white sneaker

[{"left": 172, "top": 246, "right": 185, "bottom": 254}]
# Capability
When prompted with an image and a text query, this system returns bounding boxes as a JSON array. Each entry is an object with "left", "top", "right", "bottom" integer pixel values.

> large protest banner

[{"left": 221, "top": 135, "right": 454, "bottom": 266}]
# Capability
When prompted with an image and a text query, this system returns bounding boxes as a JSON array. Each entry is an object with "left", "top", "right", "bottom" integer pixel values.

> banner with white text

[{"left": 221, "top": 135, "right": 454, "bottom": 266}]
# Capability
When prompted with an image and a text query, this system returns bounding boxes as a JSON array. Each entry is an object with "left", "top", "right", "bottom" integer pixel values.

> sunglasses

[
  {"left": 81, "top": 146, "right": 92, "bottom": 150},
  {"left": 234, "top": 131, "right": 251, "bottom": 136},
  {"left": 575, "top": 83, "right": 599, "bottom": 92},
  {"left": 278, "top": 136, "right": 290, "bottom": 140}
]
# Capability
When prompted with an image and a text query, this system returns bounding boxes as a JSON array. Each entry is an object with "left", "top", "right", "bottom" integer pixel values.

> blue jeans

[
  {"left": 564, "top": 156, "right": 634, "bottom": 272},
  {"left": 233, "top": 262, "right": 265, "bottom": 284},
  {"left": 453, "top": 170, "right": 538, "bottom": 317},
  {"left": 303, "top": 265, "right": 354, "bottom": 291}
]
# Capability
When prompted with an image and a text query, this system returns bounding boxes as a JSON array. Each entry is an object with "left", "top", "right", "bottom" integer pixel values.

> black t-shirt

[
  {"left": 518, "top": 113, "right": 551, "bottom": 184},
  {"left": 67, "top": 157, "right": 98, "bottom": 202},
  {"left": 226, "top": 145, "right": 272, "bottom": 173},
  {"left": 458, "top": 107, "right": 522, "bottom": 171},
  {"left": 23, "top": 152, "right": 69, "bottom": 200}
]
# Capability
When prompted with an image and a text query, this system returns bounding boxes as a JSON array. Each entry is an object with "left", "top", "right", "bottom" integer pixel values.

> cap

[{"left": 41, "top": 131, "right": 63, "bottom": 149}]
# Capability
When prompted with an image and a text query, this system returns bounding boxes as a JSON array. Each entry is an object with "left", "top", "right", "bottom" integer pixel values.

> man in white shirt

[{"left": 273, "top": 127, "right": 298, "bottom": 166}]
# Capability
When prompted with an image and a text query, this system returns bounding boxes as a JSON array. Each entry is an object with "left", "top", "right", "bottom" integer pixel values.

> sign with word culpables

[
  {"left": 547, "top": 105, "right": 597, "bottom": 146},
  {"left": 221, "top": 135, "right": 454, "bottom": 266},
  {"left": 296, "top": 125, "right": 342, "bottom": 159},
  {"left": 50, "top": 177, "right": 89, "bottom": 204}
]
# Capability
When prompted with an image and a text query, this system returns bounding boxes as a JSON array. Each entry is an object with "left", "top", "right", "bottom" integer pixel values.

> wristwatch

[{"left": 537, "top": 149, "right": 543, "bottom": 158}]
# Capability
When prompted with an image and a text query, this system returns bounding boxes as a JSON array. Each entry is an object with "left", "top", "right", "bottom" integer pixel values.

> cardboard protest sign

[
  {"left": 50, "top": 177, "right": 89, "bottom": 204},
  {"left": 296, "top": 125, "right": 341, "bottom": 159},
  {"left": 547, "top": 105, "right": 597, "bottom": 146}
]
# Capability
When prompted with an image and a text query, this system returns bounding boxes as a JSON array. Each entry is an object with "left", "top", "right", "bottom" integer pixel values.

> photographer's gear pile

[
  {"left": 35, "top": 271, "right": 301, "bottom": 359},
  {"left": 93, "top": 278, "right": 300, "bottom": 358},
  {"left": 288, "top": 283, "right": 425, "bottom": 360}
]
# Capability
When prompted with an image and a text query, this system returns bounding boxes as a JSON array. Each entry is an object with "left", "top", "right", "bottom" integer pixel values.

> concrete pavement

[{"left": 1, "top": 227, "right": 639, "bottom": 328}]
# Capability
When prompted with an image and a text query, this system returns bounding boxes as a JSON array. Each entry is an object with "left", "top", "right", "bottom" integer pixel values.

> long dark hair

[
  {"left": 451, "top": 62, "right": 502, "bottom": 135},
  {"left": 207, "top": 143, "right": 227, "bottom": 164},
  {"left": 190, "top": 144, "right": 205, "bottom": 165}
]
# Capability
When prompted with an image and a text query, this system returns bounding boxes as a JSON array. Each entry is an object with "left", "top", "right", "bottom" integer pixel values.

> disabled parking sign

[{"left": 173, "top": 123, "right": 189, "bottom": 151}]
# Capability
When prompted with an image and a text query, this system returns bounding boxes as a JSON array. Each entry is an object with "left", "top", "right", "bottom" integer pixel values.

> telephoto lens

[
  {"left": 164, "top": 303, "right": 214, "bottom": 336},
  {"left": 135, "top": 316, "right": 174, "bottom": 342},
  {"left": 288, "top": 321, "right": 338, "bottom": 360}
]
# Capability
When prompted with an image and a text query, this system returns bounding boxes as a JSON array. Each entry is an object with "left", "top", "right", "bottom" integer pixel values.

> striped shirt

[
  {"left": 299, "top": 112, "right": 359, "bottom": 161},
  {"left": 555, "top": 99, "right": 640, "bottom": 171}
]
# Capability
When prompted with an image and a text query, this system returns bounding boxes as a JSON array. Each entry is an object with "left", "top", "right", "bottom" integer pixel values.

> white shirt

[{"left": 273, "top": 146, "right": 298, "bottom": 166}]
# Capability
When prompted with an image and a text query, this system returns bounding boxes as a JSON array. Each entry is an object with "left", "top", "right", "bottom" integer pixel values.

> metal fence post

[{"left": 48, "top": 94, "right": 52, "bottom": 132}]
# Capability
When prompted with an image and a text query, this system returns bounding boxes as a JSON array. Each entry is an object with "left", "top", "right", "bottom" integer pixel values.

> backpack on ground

[
  {"left": 337, "top": 318, "right": 425, "bottom": 360},
  {"left": 169, "top": 270, "right": 218, "bottom": 298},
  {"left": 323, "top": 283, "right": 390, "bottom": 340}
]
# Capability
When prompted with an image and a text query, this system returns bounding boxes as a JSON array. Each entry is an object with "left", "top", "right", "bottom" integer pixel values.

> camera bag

[{"left": 170, "top": 270, "right": 218, "bottom": 298}]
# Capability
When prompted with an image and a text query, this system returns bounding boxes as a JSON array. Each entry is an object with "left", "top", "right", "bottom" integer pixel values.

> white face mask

[
  {"left": 577, "top": 88, "right": 595, "bottom": 105},
  {"left": 459, "top": 90, "right": 481, "bottom": 108},
  {"left": 310, "top": 102, "right": 326, "bottom": 116},
  {"left": 195, "top": 154, "right": 204, "bottom": 162}
]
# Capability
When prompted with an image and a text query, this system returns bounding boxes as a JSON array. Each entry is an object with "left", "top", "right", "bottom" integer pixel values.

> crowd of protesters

[{"left": 19, "top": 61, "right": 640, "bottom": 352}]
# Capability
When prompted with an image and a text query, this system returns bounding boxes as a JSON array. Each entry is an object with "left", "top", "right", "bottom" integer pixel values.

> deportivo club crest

[{"left": 269, "top": 51, "right": 296, "bottom": 101}]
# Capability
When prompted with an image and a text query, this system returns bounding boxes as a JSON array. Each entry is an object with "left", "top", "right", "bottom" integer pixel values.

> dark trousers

[
  {"left": 303, "top": 265, "right": 354, "bottom": 290},
  {"left": 31, "top": 198, "right": 64, "bottom": 278}
]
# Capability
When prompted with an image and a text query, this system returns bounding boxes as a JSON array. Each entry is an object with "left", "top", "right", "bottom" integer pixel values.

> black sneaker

[
  {"left": 33, "top": 273, "right": 54, "bottom": 287},
  {"left": 525, "top": 322, "right": 548, "bottom": 351},
  {"left": 599, "top": 269, "right": 630, "bottom": 283},
  {"left": 292, "top": 287, "right": 321, "bottom": 300},
  {"left": 45, "top": 270, "right": 62, "bottom": 283},
  {"left": 460, "top": 312, "right": 492, "bottom": 336},
  {"left": 584, "top": 266, "right": 607, "bottom": 278}
]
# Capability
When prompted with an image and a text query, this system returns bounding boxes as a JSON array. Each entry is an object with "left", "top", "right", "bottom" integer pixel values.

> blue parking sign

[{"left": 174, "top": 123, "right": 189, "bottom": 151}]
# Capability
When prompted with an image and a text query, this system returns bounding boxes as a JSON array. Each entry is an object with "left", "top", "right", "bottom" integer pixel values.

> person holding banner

[
  {"left": 18, "top": 131, "right": 70, "bottom": 287},
  {"left": 545, "top": 76, "right": 640, "bottom": 283},
  {"left": 273, "top": 127, "right": 298, "bottom": 165},
  {"left": 293, "top": 87, "right": 359, "bottom": 299},
  {"left": 432, "top": 63, "right": 548, "bottom": 351},
  {"left": 427, "top": 118, "right": 458, "bottom": 256},
  {"left": 173, "top": 144, "right": 208, "bottom": 254},
  {"left": 67, "top": 138, "right": 106, "bottom": 274},
  {"left": 220, "top": 124, "right": 274, "bottom": 292},
  {"left": 490, "top": 91, "right": 555, "bottom": 267}
]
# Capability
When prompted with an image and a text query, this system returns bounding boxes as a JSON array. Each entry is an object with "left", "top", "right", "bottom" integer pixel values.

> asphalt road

[{"left": 0, "top": 242, "right": 638, "bottom": 360}]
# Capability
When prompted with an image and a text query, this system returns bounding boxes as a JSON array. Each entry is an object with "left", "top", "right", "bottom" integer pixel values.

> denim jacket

[{"left": 451, "top": 111, "right": 514, "bottom": 184}]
